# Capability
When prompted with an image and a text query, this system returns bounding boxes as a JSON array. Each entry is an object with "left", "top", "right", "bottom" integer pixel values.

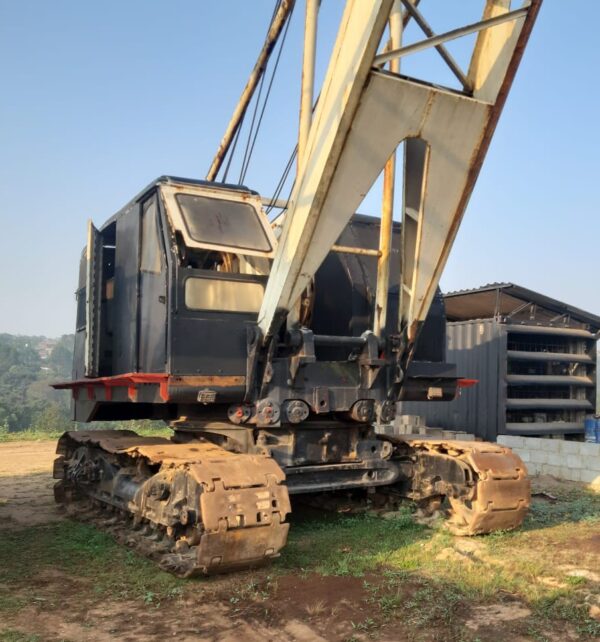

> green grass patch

[
  {"left": 276, "top": 492, "right": 600, "bottom": 637},
  {"left": 1, "top": 468, "right": 599, "bottom": 637},
  {"left": 526, "top": 490, "right": 600, "bottom": 529},
  {"left": 532, "top": 590, "right": 600, "bottom": 637},
  {"left": 0, "top": 521, "right": 183, "bottom": 605},
  {"left": 0, "top": 430, "right": 65, "bottom": 442},
  {"left": 0, "top": 424, "right": 172, "bottom": 443},
  {"left": 279, "top": 507, "right": 429, "bottom": 576}
]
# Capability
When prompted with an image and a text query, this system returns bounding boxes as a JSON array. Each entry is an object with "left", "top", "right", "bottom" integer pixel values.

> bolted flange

[{"left": 283, "top": 399, "right": 310, "bottom": 424}]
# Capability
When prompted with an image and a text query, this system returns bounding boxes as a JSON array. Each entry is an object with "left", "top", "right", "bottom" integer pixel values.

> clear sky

[{"left": 1, "top": 1, "right": 599, "bottom": 337}]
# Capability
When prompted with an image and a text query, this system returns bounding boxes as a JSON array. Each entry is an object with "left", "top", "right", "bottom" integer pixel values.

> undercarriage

[{"left": 53, "top": 427, "right": 530, "bottom": 577}]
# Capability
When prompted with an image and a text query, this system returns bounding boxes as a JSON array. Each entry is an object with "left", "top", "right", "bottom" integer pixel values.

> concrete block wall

[{"left": 498, "top": 435, "right": 600, "bottom": 488}]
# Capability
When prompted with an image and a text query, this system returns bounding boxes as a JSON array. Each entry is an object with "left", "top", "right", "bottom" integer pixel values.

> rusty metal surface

[
  {"left": 401, "top": 437, "right": 530, "bottom": 535},
  {"left": 55, "top": 431, "right": 291, "bottom": 577},
  {"left": 58, "top": 430, "right": 171, "bottom": 458}
]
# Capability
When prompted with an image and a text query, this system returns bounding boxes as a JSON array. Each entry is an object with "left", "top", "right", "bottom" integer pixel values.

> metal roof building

[{"left": 400, "top": 283, "right": 600, "bottom": 441}]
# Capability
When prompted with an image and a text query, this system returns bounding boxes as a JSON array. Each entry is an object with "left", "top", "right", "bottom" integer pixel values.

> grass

[
  {"left": 1, "top": 472, "right": 599, "bottom": 639},
  {"left": 0, "top": 521, "right": 184, "bottom": 604},
  {"left": 275, "top": 487, "right": 600, "bottom": 638},
  {"left": 0, "top": 632, "right": 42, "bottom": 642},
  {"left": 0, "top": 424, "right": 172, "bottom": 443},
  {"left": 279, "top": 506, "right": 429, "bottom": 576},
  {"left": 0, "top": 429, "right": 66, "bottom": 442}
]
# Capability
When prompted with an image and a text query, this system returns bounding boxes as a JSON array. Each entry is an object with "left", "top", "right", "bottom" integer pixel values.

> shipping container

[{"left": 400, "top": 283, "right": 600, "bottom": 441}]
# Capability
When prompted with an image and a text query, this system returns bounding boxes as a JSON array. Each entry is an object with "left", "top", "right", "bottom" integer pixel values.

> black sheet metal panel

[
  {"left": 138, "top": 194, "right": 167, "bottom": 373},
  {"left": 113, "top": 202, "right": 141, "bottom": 374},
  {"left": 311, "top": 215, "right": 389, "bottom": 360},
  {"left": 400, "top": 319, "right": 501, "bottom": 442},
  {"left": 171, "top": 269, "right": 267, "bottom": 377},
  {"left": 311, "top": 214, "right": 446, "bottom": 364},
  {"left": 68, "top": 176, "right": 455, "bottom": 425}
]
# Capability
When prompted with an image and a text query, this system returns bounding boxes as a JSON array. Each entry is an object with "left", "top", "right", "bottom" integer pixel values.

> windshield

[{"left": 175, "top": 193, "right": 272, "bottom": 253}]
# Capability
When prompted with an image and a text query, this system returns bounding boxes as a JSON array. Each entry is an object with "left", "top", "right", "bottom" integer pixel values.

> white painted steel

[
  {"left": 261, "top": 69, "right": 490, "bottom": 341},
  {"left": 160, "top": 182, "right": 277, "bottom": 259},
  {"left": 298, "top": 0, "right": 319, "bottom": 173},
  {"left": 373, "top": 4, "right": 528, "bottom": 68},
  {"left": 468, "top": 0, "right": 527, "bottom": 103},
  {"left": 258, "top": 0, "right": 394, "bottom": 339},
  {"left": 259, "top": 0, "right": 538, "bottom": 353}
]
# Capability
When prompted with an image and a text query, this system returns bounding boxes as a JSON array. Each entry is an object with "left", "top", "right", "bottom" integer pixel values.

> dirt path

[{"left": 0, "top": 440, "right": 62, "bottom": 528}]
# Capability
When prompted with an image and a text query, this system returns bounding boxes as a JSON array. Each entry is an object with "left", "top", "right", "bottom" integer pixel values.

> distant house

[{"left": 36, "top": 338, "right": 57, "bottom": 360}]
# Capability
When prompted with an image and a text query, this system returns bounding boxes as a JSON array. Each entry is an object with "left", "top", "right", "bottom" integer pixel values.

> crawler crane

[{"left": 53, "top": 0, "right": 540, "bottom": 576}]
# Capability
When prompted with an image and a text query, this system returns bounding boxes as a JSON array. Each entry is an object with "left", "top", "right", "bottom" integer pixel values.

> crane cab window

[
  {"left": 175, "top": 193, "right": 272, "bottom": 253},
  {"left": 184, "top": 277, "right": 263, "bottom": 314}
]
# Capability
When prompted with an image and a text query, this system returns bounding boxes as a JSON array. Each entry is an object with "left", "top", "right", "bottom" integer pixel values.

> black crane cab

[{"left": 68, "top": 176, "right": 277, "bottom": 421}]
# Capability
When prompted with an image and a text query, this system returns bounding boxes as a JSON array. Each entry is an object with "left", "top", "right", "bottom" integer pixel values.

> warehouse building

[{"left": 400, "top": 283, "right": 600, "bottom": 442}]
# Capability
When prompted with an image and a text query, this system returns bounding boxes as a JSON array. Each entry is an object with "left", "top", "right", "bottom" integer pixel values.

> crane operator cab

[
  {"left": 73, "top": 177, "right": 276, "bottom": 415},
  {"left": 64, "top": 175, "right": 457, "bottom": 432}
]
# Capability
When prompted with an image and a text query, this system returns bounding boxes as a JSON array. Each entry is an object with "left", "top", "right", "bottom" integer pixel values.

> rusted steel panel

[{"left": 391, "top": 437, "right": 530, "bottom": 534}]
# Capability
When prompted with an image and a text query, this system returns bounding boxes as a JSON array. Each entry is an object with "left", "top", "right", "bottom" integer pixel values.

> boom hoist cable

[
  {"left": 207, "top": 0, "right": 296, "bottom": 182},
  {"left": 239, "top": 0, "right": 296, "bottom": 185}
]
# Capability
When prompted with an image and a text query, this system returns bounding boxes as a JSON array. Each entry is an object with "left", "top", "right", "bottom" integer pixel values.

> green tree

[
  {"left": 31, "top": 403, "right": 69, "bottom": 433},
  {"left": 0, "top": 334, "right": 74, "bottom": 432}
]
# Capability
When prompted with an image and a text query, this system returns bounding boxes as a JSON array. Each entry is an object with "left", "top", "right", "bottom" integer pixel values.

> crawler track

[
  {"left": 395, "top": 438, "right": 531, "bottom": 535},
  {"left": 53, "top": 431, "right": 530, "bottom": 577},
  {"left": 53, "top": 431, "right": 290, "bottom": 577}
]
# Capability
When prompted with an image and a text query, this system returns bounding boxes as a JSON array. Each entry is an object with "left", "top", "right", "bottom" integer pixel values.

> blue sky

[{"left": 1, "top": 1, "right": 598, "bottom": 337}]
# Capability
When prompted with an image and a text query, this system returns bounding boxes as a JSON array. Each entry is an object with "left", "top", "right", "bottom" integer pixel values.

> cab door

[
  {"left": 84, "top": 220, "right": 102, "bottom": 377},
  {"left": 137, "top": 195, "right": 167, "bottom": 372}
]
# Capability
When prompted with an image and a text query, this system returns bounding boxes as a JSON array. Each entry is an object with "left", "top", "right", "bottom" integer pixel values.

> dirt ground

[
  {"left": 0, "top": 442, "right": 406, "bottom": 642},
  {"left": 0, "top": 441, "right": 62, "bottom": 528},
  {"left": 0, "top": 440, "right": 599, "bottom": 642}
]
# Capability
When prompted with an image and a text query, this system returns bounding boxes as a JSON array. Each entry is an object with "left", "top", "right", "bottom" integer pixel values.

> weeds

[
  {"left": 0, "top": 423, "right": 171, "bottom": 443},
  {"left": 305, "top": 599, "right": 327, "bottom": 617}
]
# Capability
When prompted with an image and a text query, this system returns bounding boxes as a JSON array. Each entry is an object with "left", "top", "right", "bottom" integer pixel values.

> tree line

[{"left": 0, "top": 333, "right": 74, "bottom": 433}]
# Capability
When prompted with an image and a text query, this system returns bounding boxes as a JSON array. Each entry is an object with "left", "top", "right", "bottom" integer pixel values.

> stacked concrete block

[
  {"left": 380, "top": 415, "right": 477, "bottom": 441},
  {"left": 394, "top": 414, "right": 423, "bottom": 435},
  {"left": 498, "top": 435, "right": 600, "bottom": 488}
]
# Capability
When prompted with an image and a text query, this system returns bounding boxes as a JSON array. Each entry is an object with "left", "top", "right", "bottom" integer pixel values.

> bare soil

[
  {"left": 0, "top": 441, "right": 61, "bottom": 528},
  {"left": 0, "top": 441, "right": 598, "bottom": 642}
]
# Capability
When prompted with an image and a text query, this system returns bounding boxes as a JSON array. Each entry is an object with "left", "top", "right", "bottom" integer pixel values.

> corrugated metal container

[{"left": 401, "top": 318, "right": 597, "bottom": 441}]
